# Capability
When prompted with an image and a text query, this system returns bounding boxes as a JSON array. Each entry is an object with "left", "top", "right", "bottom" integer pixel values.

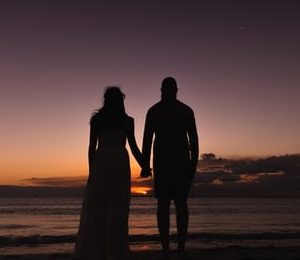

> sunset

[
  {"left": 0, "top": 1, "right": 300, "bottom": 259},
  {"left": 1, "top": 1, "right": 299, "bottom": 185}
]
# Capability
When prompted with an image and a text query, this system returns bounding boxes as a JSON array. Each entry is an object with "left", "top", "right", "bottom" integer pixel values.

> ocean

[{"left": 1, "top": 197, "right": 300, "bottom": 256}]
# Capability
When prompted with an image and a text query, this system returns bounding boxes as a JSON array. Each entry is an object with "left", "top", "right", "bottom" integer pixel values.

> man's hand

[{"left": 140, "top": 167, "right": 152, "bottom": 178}]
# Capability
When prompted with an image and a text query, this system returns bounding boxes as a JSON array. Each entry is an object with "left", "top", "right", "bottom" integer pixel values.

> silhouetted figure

[
  {"left": 141, "top": 77, "right": 199, "bottom": 258},
  {"left": 74, "top": 87, "right": 143, "bottom": 260}
]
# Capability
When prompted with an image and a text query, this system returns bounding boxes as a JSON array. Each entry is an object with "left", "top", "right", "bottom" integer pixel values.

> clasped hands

[{"left": 140, "top": 167, "right": 152, "bottom": 178}]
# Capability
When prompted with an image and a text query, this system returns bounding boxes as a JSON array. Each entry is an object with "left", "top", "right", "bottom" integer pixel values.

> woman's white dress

[{"left": 74, "top": 125, "right": 130, "bottom": 260}]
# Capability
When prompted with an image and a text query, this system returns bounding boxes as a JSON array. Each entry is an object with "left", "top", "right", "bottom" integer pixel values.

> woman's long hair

[{"left": 91, "top": 87, "right": 127, "bottom": 131}]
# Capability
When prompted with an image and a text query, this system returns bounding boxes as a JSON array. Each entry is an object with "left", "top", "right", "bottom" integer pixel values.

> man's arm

[
  {"left": 141, "top": 111, "right": 154, "bottom": 177},
  {"left": 88, "top": 117, "right": 98, "bottom": 175},
  {"left": 187, "top": 111, "right": 199, "bottom": 177}
]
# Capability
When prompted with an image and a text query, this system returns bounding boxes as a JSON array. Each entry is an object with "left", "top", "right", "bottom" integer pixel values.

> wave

[
  {"left": 0, "top": 224, "right": 36, "bottom": 229},
  {"left": 1, "top": 232, "right": 300, "bottom": 247}
]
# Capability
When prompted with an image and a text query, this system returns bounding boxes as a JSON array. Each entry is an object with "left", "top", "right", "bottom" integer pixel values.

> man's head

[{"left": 161, "top": 77, "right": 178, "bottom": 100}]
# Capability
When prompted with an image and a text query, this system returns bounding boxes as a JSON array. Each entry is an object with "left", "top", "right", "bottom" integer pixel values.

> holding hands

[{"left": 140, "top": 167, "right": 152, "bottom": 178}]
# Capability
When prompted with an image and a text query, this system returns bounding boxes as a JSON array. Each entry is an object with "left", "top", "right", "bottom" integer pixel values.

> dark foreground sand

[{"left": 1, "top": 247, "right": 300, "bottom": 260}]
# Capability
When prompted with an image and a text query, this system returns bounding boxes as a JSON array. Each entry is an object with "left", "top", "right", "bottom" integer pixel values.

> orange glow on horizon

[{"left": 131, "top": 186, "right": 152, "bottom": 195}]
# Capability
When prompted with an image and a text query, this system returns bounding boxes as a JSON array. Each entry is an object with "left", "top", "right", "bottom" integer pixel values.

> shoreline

[{"left": 1, "top": 246, "right": 300, "bottom": 260}]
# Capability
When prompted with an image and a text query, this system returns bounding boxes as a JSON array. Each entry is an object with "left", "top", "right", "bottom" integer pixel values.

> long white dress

[{"left": 74, "top": 123, "right": 130, "bottom": 260}]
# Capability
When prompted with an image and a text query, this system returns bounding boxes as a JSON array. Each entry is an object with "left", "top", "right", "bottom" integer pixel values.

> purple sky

[{"left": 1, "top": 1, "right": 299, "bottom": 183}]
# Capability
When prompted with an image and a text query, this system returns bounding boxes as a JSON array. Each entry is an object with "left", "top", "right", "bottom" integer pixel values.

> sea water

[{"left": 0, "top": 197, "right": 300, "bottom": 255}]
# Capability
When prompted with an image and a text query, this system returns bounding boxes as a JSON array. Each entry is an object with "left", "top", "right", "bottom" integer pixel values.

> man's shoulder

[
  {"left": 125, "top": 115, "right": 134, "bottom": 123},
  {"left": 176, "top": 100, "right": 194, "bottom": 114},
  {"left": 147, "top": 100, "right": 194, "bottom": 115},
  {"left": 126, "top": 114, "right": 134, "bottom": 120},
  {"left": 147, "top": 101, "right": 162, "bottom": 114}
]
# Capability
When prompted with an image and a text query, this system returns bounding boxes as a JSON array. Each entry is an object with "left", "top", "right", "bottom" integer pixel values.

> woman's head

[
  {"left": 103, "top": 87, "right": 125, "bottom": 109},
  {"left": 92, "top": 86, "right": 126, "bottom": 131}
]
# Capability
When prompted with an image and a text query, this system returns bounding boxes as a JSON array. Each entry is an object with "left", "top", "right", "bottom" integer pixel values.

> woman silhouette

[{"left": 74, "top": 87, "right": 144, "bottom": 260}]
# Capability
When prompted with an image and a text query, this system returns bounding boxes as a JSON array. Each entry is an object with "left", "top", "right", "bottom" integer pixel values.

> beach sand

[{"left": 1, "top": 247, "right": 300, "bottom": 260}]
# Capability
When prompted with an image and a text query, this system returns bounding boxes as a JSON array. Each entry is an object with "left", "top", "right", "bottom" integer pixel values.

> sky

[{"left": 0, "top": 1, "right": 299, "bottom": 184}]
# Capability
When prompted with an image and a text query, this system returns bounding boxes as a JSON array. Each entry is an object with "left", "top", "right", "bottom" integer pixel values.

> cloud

[
  {"left": 225, "top": 154, "right": 300, "bottom": 175},
  {"left": 22, "top": 176, "right": 87, "bottom": 187},
  {"left": 21, "top": 176, "right": 155, "bottom": 196},
  {"left": 189, "top": 154, "right": 300, "bottom": 196}
]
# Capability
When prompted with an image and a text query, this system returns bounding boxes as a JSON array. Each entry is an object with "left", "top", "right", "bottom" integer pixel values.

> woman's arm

[{"left": 127, "top": 117, "right": 143, "bottom": 167}]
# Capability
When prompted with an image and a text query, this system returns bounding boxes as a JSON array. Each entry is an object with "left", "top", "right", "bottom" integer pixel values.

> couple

[{"left": 74, "top": 77, "right": 199, "bottom": 260}]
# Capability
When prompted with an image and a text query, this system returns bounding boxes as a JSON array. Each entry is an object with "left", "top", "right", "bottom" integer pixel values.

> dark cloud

[
  {"left": 225, "top": 155, "right": 300, "bottom": 175},
  {"left": 22, "top": 176, "right": 87, "bottom": 187},
  {"left": 189, "top": 155, "right": 300, "bottom": 196}
]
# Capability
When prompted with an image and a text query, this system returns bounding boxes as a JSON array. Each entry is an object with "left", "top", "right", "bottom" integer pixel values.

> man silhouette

[{"left": 141, "top": 77, "right": 199, "bottom": 258}]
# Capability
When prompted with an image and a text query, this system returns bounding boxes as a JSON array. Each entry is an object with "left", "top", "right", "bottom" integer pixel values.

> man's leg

[
  {"left": 174, "top": 197, "right": 189, "bottom": 252},
  {"left": 157, "top": 198, "right": 171, "bottom": 255}
]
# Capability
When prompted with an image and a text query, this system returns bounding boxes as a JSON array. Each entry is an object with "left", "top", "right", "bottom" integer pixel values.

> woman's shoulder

[
  {"left": 90, "top": 110, "right": 102, "bottom": 125},
  {"left": 124, "top": 115, "right": 135, "bottom": 129}
]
